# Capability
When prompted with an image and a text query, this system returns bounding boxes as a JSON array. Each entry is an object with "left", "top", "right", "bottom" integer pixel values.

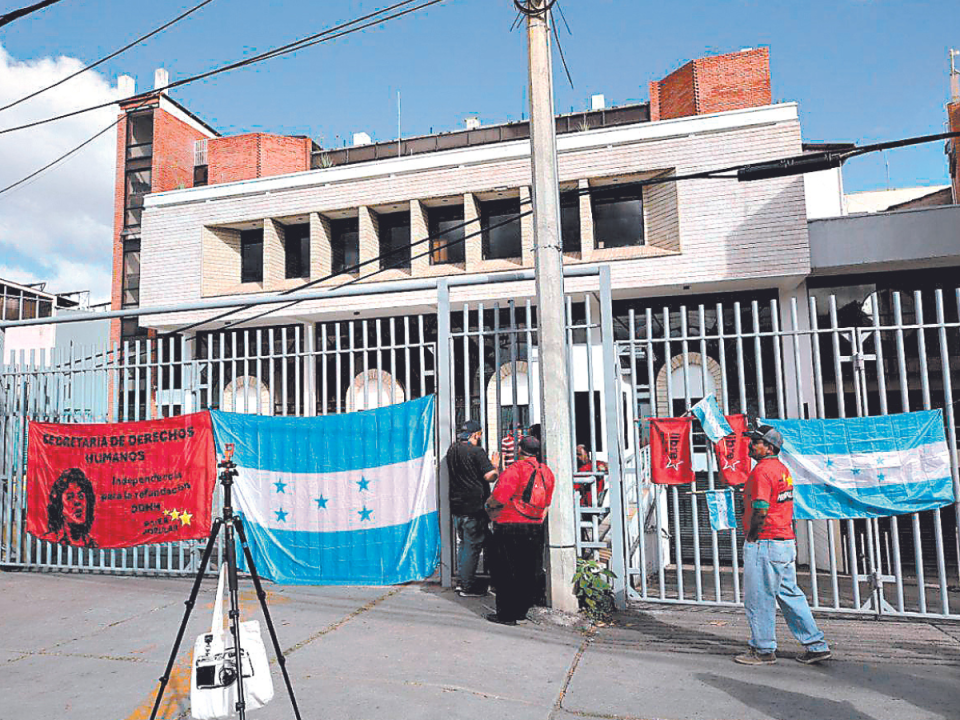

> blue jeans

[
  {"left": 454, "top": 513, "right": 489, "bottom": 593},
  {"left": 743, "top": 540, "right": 829, "bottom": 653}
]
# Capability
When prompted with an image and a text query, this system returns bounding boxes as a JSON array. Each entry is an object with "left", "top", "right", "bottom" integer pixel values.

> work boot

[
  {"left": 796, "top": 649, "right": 832, "bottom": 665},
  {"left": 733, "top": 648, "right": 777, "bottom": 665}
]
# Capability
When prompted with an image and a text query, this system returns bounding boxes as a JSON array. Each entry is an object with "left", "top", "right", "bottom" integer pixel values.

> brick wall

[
  {"left": 207, "top": 133, "right": 311, "bottom": 185},
  {"left": 650, "top": 48, "right": 771, "bottom": 121},
  {"left": 153, "top": 108, "right": 207, "bottom": 192}
]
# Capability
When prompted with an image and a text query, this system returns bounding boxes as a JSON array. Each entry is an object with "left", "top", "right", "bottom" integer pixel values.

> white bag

[{"left": 190, "top": 563, "right": 275, "bottom": 719}]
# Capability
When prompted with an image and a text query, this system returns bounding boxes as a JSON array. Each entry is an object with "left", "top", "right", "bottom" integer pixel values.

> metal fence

[{"left": 618, "top": 288, "right": 960, "bottom": 619}]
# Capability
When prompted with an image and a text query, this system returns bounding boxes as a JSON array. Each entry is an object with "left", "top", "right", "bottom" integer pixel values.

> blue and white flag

[
  {"left": 705, "top": 488, "right": 738, "bottom": 532},
  {"left": 763, "top": 410, "right": 956, "bottom": 520},
  {"left": 691, "top": 394, "right": 734, "bottom": 444},
  {"left": 210, "top": 395, "right": 439, "bottom": 585}
]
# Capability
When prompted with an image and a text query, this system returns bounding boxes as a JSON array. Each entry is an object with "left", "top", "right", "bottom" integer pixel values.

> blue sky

[{"left": 3, "top": 0, "right": 957, "bottom": 192}]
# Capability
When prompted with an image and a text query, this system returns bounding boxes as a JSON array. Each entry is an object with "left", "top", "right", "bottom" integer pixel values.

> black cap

[
  {"left": 457, "top": 419, "right": 482, "bottom": 440},
  {"left": 747, "top": 424, "right": 784, "bottom": 450},
  {"left": 519, "top": 435, "right": 541, "bottom": 456},
  {"left": 527, "top": 423, "right": 542, "bottom": 440}
]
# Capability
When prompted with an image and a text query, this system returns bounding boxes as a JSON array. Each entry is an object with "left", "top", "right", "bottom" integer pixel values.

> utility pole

[{"left": 525, "top": 0, "right": 578, "bottom": 613}]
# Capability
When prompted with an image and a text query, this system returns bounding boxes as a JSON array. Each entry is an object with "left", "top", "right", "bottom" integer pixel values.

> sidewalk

[{"left": 1, "top": 571, "right": 957, "bottom": 720}]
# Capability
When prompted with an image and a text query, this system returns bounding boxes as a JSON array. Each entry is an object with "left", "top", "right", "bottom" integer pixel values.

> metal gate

[{"left": 618, "top": 288, "right": 960, "bottom": 619}]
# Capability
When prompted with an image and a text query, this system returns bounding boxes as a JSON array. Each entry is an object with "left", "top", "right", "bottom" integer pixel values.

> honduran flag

[
  {"left": 210, "top": 395, "right": 439, "bottom": 585},
  {"left": 763, "top": 410, "right": 956, "bottom": 520}
]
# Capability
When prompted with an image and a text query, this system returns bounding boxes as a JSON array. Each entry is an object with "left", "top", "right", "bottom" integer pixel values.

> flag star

[
  {"left": 826, "top": 458, "right": 834, "bottom": 468},
  {"left": 358, "top": 506, "right": 373, "bottom": 522},
  {"left": 180, "top": 511, "right": 193, "bottom": 526},
  {"left": 274, "top": 480, "right": 287, "bottom": 494},
  {"left": 878, "top": 473, "right": 886, "bottom": 482},
  {"left": 275, "top": 508, "right": 288, "bottom": 522},
  {"left": 170, "top": 509, "right": 181, "bottom": 521},
  {"left": 851, "top": 468, "right": 862, "bottom": 476},
  {"left": 315, "top": 495, "right": 328, "bottom": 509},
  {"left": 357, "top": 478, "right": 371, "bottom": 492}
]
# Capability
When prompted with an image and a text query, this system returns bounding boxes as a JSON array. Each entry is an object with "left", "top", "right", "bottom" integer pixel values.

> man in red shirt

[
  {"left": 484, "top": 436, "right": 555, "bottom": 625},
  {"left": 735, "top": 425, "right": 831, "bottom": 666}
]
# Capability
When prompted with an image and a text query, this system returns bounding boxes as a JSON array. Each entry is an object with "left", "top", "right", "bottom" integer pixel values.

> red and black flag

[
  {"left": 649, "top": 417, "right": 695, "bottom": 485},
  {"left": 715, "top": 413, "right": 751, "bottom": 486}
]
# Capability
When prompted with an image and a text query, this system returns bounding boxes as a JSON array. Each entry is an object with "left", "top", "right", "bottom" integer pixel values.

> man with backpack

[{"left": 484, "top": 436, "right": 555, "bottom": 626}]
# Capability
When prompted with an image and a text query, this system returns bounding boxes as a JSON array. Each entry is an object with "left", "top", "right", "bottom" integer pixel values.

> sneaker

[
  {"left": 796, "top": 649, "right": 832, "bottom": 665},
  {"left": 485, "top": 613, "right": 517, "bottom": 626},
  {"left": 457, "top": 589, "right": 487, "bottom": 598},
  {"left": 734, "top": 648, "right": 777, "bottom": 666}
]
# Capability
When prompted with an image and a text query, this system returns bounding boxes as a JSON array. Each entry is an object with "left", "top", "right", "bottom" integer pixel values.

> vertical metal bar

[
  {"left": 936, "top": 290, "right": 960, "bottom": 591},
  {"left": 809, "top": 299, "right": 840, "bottom": 608},
  {"left": 462, "top": 304, "right": 470, "bottom": 420},
  {"left": 566, "top": 298, "right": 581, "bottom": 557},
  {"left": 628, "top": 309, "right": 647, "bottom": 598},
  {"left": 509, "top": 300, "right": 520, "bottom": 457},
  {"left": 294, "top": 325, "right": 302, "bottom": 416},
  {"left": 599, "top": 267, "right": 627, "bottom": 605},
  {"left": 663, "top": 307, "right": 683, "bottom": 600},
  {"left": 280, "top": 327, "right": 289, "bottom": 416},
  {"left": 362, "top": 320, "right": 369, "bottom": 412},
  {"left": 436, "top": 280, "right": 454, "bottom": 587},
  {"left": 525, "top": 299, "right": 535, "bottom": 427},
  {"left": 267, "top": 327, "right": 276, "bottom": 416},
  {"left": 493, "top": 304, "right": 503, "bottom": 468},
  {"left": 477, "top": 304, "right": 486, "bottom": 441},
  {"left": 733, "top": 303, "right": 747, "bottom": 415},
  {"left": 915, "top": 291, "right": 949, "bottom": 615},
  {"left": 320, "top": 324, "right": 328, "bottom": 415},
  {"left": 699, "top": 305, "right": 722, "bottom": 602},
  {"left": 752, "top": 301, "right": 766, "bottom": 419},
  {"left": 417, "top": 314, "right": 427, "bottom": 398},
  {"left": 255, "top": 328, "right": 263, "bottom": 415},
  {"left": 645, "top": 307, "right": 665, "bottom": 598},
  {"left": 375, "top": 319, "right": 384, "bottom": 408},
  {"left": 716, "top": 302, "right": 740, "bottom": 603},
  {"left": 403, "top": 317, "right": 411, "bottom": 406},
  {"left": 680, "top": 308, "right": 703, "bottom": 602},
  {"left": 335, "top": 324, "right": 342, "bottom": 414},
  {"left": 389, "top": 318, "right": 397, "bottom": 406},
  {"left": 770, "top": 298, "right": 785, "bottom": 419},
  {"left": 348, "top": 322, "right": 356, "bottom": 413}
]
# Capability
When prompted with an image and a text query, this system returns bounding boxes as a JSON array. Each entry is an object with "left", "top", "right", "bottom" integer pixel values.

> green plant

[{"left": 572, "top": 558, "right": 616, "bottom": 622}]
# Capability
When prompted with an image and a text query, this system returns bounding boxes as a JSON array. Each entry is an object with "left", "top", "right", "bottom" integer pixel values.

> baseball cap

[
  {"left": 519, "top": 435, "right": 541, "bottom": 456},
  {"left": 747, "top": 424, "right": 784, "bottom": 450},
  {"left": 457, "top": 419, "right": 482, "bottom": 440}
]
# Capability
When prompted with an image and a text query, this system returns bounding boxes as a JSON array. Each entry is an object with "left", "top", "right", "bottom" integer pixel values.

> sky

[{"left": 0, "top": 0, "right": 957, "bottom": 301}]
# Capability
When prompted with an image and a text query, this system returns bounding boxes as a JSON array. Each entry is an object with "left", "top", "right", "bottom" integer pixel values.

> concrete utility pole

[{"left": 525, "top": 0, "right": 578, "bottom": 613}]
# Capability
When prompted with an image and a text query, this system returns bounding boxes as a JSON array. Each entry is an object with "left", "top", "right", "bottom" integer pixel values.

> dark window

[
  {"left": 126, "top": 112, "right": 153, "bottom": 160},
  {"left": 560, "top": 189, "right": 581, "bottom": 253},
  {"left": 38, "top": 300, "right": 52, "bottom": 318},
  {"left": 481, "top": 197, "right": 522, "bottom": 260},
  {"left": 331, "top": 218, "right": 359, "bottom": 275},
  {"left": 21, "top": 298, "right": 36, "bottom": 320},
  {"left": 378, "top": 211, "right": 411, "bottom": 271},
  {"left": 240, "top": 228, "right": 264, "bottom": 283},
  {"left": 122, "top": 239, "right": 141, "bottom": 307},
  {"left": 591, "top": 184, "right": 644, "bottom": 248},
  {"left": 574, "top": 391, "right": 603, "bottom": 452},
  {"left": 428, "top": 205, "right": 465, "bottom": 264},
  {"left": 124, "top": 168, "right": 152, "bottom": 229},
  {"left": 3, "top": 294, "right": 19, "bottom": 320},
  {"left": 284, "top": 223, "right": 310, "bottom": 279},
  {"left": 193, "top": 165, "right": 208, "bottom": 187}
]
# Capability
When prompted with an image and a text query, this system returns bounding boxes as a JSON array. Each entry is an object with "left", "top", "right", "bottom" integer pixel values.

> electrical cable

[
  {"left": 0, "top": 0, "right": 66, "bottom": 29},
  {"left": 0, "top": 0, "right": 219, "bottom": 114},
  {"left": 0, "top": 0, "right": 445, "bottom": 136},
  {"left": 513, "top": 0, "right": 558, "bottom": 17},
  {"left": 0, "top": 0, "right": 446, "bottom": 197}
]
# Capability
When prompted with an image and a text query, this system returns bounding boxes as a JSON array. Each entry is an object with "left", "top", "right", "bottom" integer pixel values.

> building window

[
  {"left": 481, "top": 197, "right": 522, "bottom": 260},
  {"left": 3, "top": 293, "right": 19, "bottom": 320},
  {"left": 21, "top": 298, "right": 36, "bottom": 320},
  {"left": 240, "top": 228, "right": 264, "bottom": 283},
  {"left": 560, "top": 189, "right": 581, "bottom": 253},
  {"left": 428, "top": 205, "right": 465, "bottom": 264},
  {"left": 331, "top": 217, "right": 359, "bottom": 275},
  {"left": 284, "top": 223, "right": 310, "bottom": 279},
  {"left": 193, "top": 165, "right": 208, "bottom": 187},
  {"left": 126, "top": 112, "right": 153, "bottom": 160},
  {"left": 378, "top": 211, "right": 411, "bottom": 271},
  {"left": 38, "top": 300, "right": 52, "bottom": 318},
  {"left": 124, "top": 168, "right": 152, "bottom": 229},
  {"left": 591, "top": 184, "right": 644, "bottom": 248},
  {"left": 122, "top": 239, "right": 141, "bottom": 307}
]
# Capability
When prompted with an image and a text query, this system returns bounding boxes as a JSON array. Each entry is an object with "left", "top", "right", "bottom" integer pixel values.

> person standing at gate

[
  {"left": 484, "top": 436, "right": 555, "bottom": 625},
  {"left": 734, "top": 425, "right": 831, "bottom": 666},
  {"left": 446, "top": 420, "right": 499, "bottom": 597}
]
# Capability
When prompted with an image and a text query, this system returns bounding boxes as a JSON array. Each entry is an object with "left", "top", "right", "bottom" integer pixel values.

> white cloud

[{"left": 0, "top": 43, "right": 120, "bottom": 303}]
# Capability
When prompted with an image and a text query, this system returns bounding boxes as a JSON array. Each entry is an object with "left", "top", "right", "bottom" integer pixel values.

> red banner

[
  {"left": 650, "top": 418, "right": 695, "bottom": 485},
  {"left": 27, "top": 413, "right": 216, "bottom": 549},
  {"left": 715, "top": 414, "right": 751, "bottom": 486}
]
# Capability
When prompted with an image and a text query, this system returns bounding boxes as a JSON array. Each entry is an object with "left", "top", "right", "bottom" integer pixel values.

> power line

[
  {"left": 0, "top": 0, "right": 446, "bottom": 197},
  {"left": 0, "top": 0, "right": 446, "bottom": 136},
  {"left": 0, "top": 0, "right": 219, "bottom": 114},
  {"left": 0, "top": 0, "right": 67, "bottom": 28}
]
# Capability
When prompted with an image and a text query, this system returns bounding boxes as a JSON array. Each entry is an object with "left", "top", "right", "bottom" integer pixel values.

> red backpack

[{"left": 512, "top": 460, "right": 550, "bottom": 521}]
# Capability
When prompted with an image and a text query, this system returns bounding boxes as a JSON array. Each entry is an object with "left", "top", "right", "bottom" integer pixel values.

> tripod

[{"left": 148, "top": 445, "right": 303, "bottom": 720}]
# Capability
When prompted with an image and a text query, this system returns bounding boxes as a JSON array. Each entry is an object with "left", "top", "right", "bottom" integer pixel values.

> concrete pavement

[{"left": 1, "top": 571, "right": 957, "bottom": 720}]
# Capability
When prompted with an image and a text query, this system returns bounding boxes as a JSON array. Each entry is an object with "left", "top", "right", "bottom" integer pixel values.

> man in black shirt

[{"left": 446, "top": 419, "right": 499, "bottom": 597}]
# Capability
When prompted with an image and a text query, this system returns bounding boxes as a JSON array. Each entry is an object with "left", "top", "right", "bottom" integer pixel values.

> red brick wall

[
  {"left": 649, "top": 48, "right": 772, "bottom": 122},
  {"left": 693, "top": 48, "right": 771, "bottom": 115},
  {"left": 949, "top": 101, "right": 960, "bottom": 204},
  {"left": 649, "top": 62, "right": 697, "bottom": 122},
  {"left": 206, "top": 133, "right": 310, "bottom": 185},
  {"left": 152, "top": 108, "right": 208, "bottom": 192}
]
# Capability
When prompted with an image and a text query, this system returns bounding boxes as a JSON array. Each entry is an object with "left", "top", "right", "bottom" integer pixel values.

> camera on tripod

[{"left": 194, "top": 632, "right": 254, "bottom": 690}]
